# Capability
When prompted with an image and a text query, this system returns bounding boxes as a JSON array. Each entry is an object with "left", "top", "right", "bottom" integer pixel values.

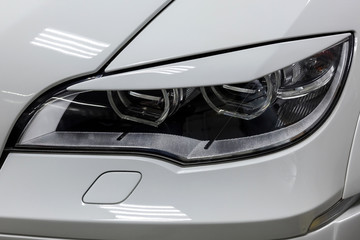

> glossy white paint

[
  {"left": 1, "top": 202, "right": 360, "bottom": 240},
  {"left": 0, "top": 0, "right": 170, "bottom": 152},
  {"left": 68, "top": 34, "right": 350, "bottom": 90},
  {"left": 106, "top": 0, "right": 359, "bottom": 71},
  {"left": 83, "top": 171, "right": 142, "bottom": 204},
  {"left": 1, "top": 203, "right": 360, "bottom": 240},
  {"left": 1, "top": 0, "right": 360, "bottom": 239},
  {"left": 343, "top": 113, "right": 360, "bottom": 199},
  {"left": 0, "top": 147, "right": 341, "bottom": 239}
]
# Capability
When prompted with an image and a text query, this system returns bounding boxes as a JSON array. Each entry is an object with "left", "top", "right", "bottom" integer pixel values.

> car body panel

[{"left": 1, "top": 202, "right": 360, "bottom": 240}]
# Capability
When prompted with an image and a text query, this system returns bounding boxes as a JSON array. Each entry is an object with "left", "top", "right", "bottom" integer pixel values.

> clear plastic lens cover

[{"left": 15, "top": 39, "right": 351, "bottom": 164}]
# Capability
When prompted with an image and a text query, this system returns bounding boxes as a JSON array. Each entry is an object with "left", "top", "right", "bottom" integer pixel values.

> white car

[{"left": 0, "top": 0, "right": 360, "bottom": 239}]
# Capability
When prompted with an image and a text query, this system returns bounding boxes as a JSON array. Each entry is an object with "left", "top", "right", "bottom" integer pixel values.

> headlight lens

[{"left": 14, "top": 38, "right": 351, "bottom": 164}]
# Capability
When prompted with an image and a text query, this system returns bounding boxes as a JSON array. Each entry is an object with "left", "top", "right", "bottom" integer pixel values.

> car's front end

[{"left": 1, "top": 0, "right": 360, "bottom": 239}]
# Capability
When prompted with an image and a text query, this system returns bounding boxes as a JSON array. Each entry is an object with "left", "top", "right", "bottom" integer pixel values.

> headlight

[{"left": 12, "top": 37, "right": 351, "bottom": 164}]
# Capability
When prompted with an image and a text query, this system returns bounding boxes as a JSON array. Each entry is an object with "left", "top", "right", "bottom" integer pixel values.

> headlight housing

[{"left": 11, "top": 37, "right": 352, "bottom": 165}]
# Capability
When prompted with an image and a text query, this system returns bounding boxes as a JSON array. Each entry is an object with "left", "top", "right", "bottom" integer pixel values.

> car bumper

[{"left": 0, "top": 199, "right": 359, "bottom": 240}]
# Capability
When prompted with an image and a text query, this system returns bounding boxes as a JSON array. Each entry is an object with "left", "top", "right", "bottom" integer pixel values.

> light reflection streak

[
  {"left": 114, "top": 215, "right": 191, "bottom": 222},
  {"left": 2, "top": 90, "right": 34, "bottom": 97},
  {"left": 109, "top": 210, "right": 187, "bottom": 217},
  {"left": 39, "top": 33, "right": 102, "bottom": 52},
  {"left": 47, "top": 104, "right": 80, "bottom": 112},
  {"left": 100, "top": 204, "right": 191, "bottom": 222},
  {"left": 34, "top": 38, "right": 98, "bottom": 56},
  {"left": 31, "top": 41, "right": 92, "bottom": 59},
  {"left": 45, "top": 28, "right": 110, "bottom": 48},
  {"left": 52, "top": 97, "right": 107, "bottom": 108},
  {"left": 101, "top": 206, "right": 181, "bottom": 213},
  {"left": 125, "top": 66, "right": 195, "bottom": 76},
  {"left": 121, "top": 203, "right": 176, "bottom": 209},
  {"left": 31, "top": 28, "right": 110, "bottom": 59}
]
